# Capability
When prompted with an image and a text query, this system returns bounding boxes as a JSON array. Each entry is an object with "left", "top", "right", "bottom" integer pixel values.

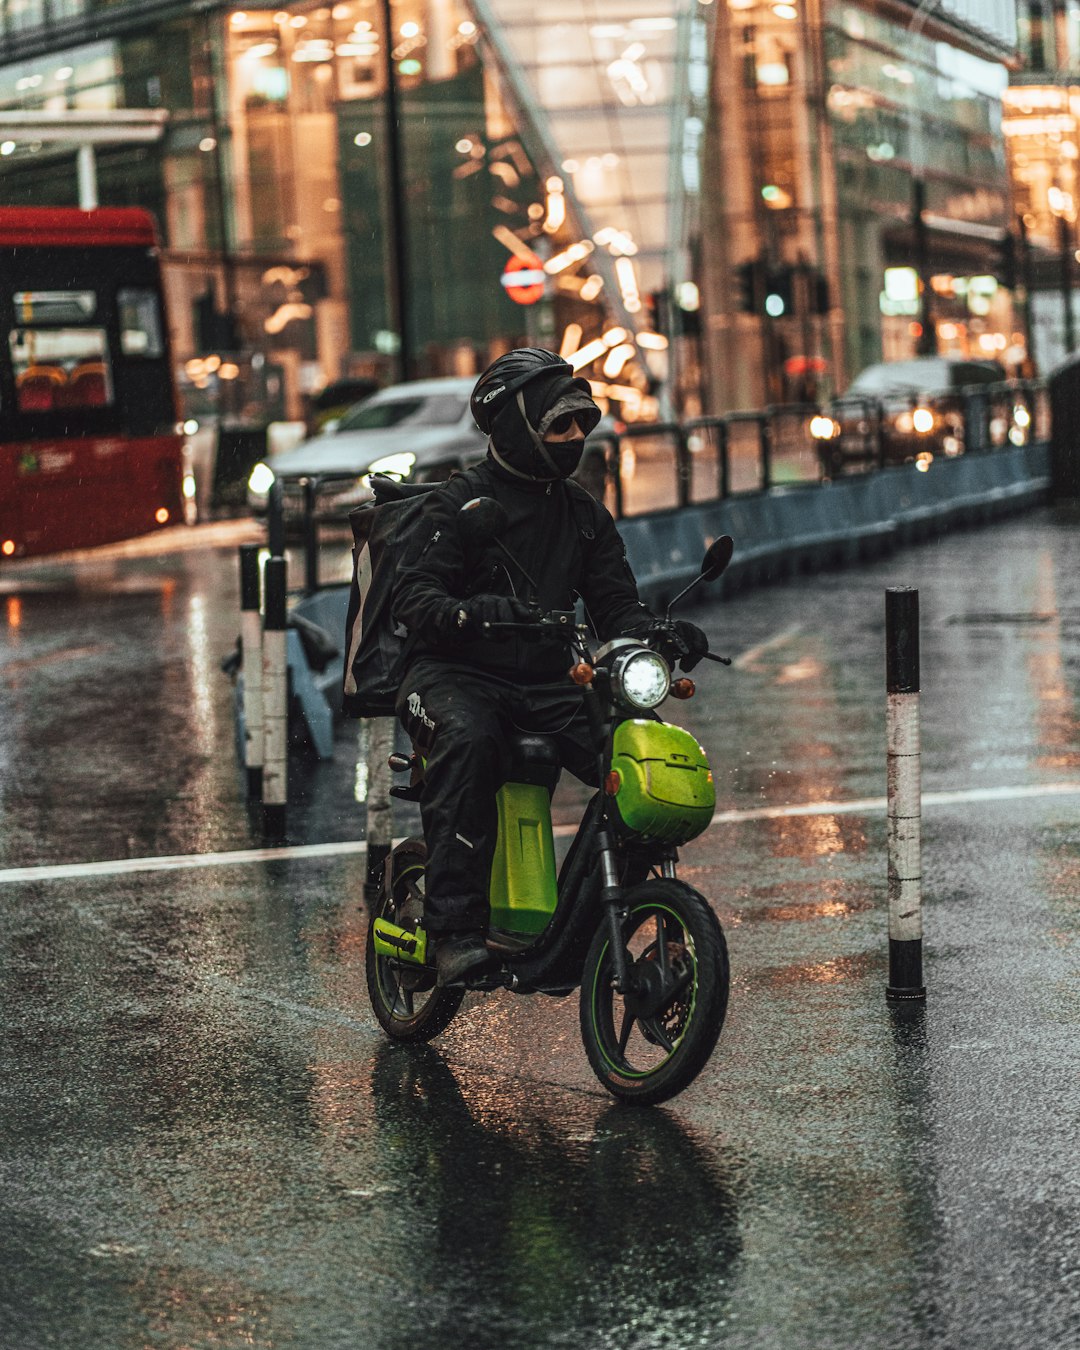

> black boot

[{"left": 435, "top": 931, "right": 492, "bottom": 986}]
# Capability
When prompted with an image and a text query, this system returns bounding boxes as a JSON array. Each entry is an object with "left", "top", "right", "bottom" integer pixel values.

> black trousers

[{"left": 395, "top": 658, "right": 598, "bottom": 934}]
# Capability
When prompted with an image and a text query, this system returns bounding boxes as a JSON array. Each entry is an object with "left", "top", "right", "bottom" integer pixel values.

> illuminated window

[
  {"left": 119, "top": 288, "right": 165, "bottom": 358},
  {"left": 9, "top": 321, "right": 112, "bottom": 413}
]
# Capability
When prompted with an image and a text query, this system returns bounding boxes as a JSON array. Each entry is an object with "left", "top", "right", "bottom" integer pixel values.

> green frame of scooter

[{"left": 371, "top": 778, "right": 558, "bottom": 965}]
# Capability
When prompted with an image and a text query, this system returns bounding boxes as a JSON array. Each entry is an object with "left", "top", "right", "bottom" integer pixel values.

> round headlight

[{"left": 612, "top": 649, "right": 670, "bottom": 710}]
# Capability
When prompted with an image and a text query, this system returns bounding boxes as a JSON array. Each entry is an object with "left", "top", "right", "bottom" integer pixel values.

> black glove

[
  {"left": 645, "top": 618, "right": 710, "bottom": 672},
  {"left": 454, "top": 594, "right": 538, "bottom": 639}
]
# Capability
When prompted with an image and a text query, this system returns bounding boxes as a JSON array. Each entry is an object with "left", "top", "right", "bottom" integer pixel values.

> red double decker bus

[{"left": 0, "top": 207, "right": 184, "bottom": 559}]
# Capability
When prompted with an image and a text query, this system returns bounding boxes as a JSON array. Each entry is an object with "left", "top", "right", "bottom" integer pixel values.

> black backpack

[
  {"left": 342, "top": 473, "right": 600, "bottom": 719},
  {"left": 342, "top": 477, "right": 444, "bottom": 718}
]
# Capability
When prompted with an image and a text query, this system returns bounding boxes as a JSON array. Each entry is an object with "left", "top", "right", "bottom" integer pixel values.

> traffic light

[
  {"left": 733, "top": 259, "right": 762, "bottom": 313},
  {"left": 646, "top": 288, "right": 670, "bottom": 335},
  {"left": 998, "top": 231, "right": 1018, "bottom": 291},
  {"left": 674, "top": 280, "right": 702, "bottom": 336},
  {"left": 763, "top": 267, "right": 794, "bottom": 318},
  {"left": 194, "top": 290, "right": 239, "bottom": 352}
]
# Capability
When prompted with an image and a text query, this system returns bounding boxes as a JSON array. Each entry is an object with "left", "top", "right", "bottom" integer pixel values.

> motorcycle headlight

[{"left": 610, "top": 648, "right": 670, "bottom": 710}]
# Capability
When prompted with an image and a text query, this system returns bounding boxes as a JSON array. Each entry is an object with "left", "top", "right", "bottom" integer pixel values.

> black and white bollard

[
  {"left": 239, "top": 544, "right": 264, "bottom": 800},
  {"left": 885, "top": 586, "right": 926, "bottom": 1001},
  {"left": 262, "top": 555, "right": 288, "bottom": 837},
  {"left": 363, "top": 717, "right": 395, "bottom": 912}
]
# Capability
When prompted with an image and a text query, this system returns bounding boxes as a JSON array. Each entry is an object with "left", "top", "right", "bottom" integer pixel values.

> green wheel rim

[{"left": 589, "top": 901, "right": 699, "bottom": 1080}]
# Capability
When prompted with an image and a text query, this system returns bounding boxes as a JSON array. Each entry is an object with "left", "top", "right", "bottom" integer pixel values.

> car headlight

[
  {"left": 248, "top": 461, "right": 276, "bottom": 495},
  {"left": 610, "top": 648, "right": 671, "bottom": 711},
  {"left": 366, "top": 451, "right": 416, "bottom": 481}
]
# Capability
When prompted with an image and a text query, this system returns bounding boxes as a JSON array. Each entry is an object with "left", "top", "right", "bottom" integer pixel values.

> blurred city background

[{"left": 0, "top": 3, "right": 1075, "bottom": 467}]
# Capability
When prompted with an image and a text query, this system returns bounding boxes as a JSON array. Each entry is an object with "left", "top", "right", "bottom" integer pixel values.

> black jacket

[{"left": 392, "top": 459, "right": 653, "bottom": 681}]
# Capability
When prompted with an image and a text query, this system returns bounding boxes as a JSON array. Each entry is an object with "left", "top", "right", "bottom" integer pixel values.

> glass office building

[
  {"left": 0, "top": 0, "right": 1023, "bottom": 419},
  {"left": 0, "top": 0, "right": 713, "bottom": 422},
  {"left": 701, "top": 1, "right": 1020, "bottom": 411}
]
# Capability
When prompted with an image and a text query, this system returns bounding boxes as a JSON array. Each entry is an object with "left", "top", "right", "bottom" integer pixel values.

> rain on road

[{"left": 2, "top": 507, "right": 1079, "bottom": 1349}]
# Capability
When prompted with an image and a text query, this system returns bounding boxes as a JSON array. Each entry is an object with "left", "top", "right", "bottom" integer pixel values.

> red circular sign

[{"left": 501, "top": 254, "right": 545, "bottom": 305}]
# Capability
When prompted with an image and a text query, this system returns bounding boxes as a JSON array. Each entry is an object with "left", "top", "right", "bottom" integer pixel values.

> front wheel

[
  {"left": 365, "top": 840, "right": 464, "bottom": 1041},
  {"left": 580, "top": 880, "right": 729, "bottom": 1106}
]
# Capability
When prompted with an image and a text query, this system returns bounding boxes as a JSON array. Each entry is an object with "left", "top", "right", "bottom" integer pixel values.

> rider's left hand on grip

[{"left": 670, "top": 619, "right": 710, "bottom": 672}]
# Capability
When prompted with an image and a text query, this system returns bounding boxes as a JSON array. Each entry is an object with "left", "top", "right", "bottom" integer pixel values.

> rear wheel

[
  {"left": 365, "top": 841, "right": 464, "bottom": 1041},
  {"left": 580, "top": 880, "right": 729, "bottom": 1106}
]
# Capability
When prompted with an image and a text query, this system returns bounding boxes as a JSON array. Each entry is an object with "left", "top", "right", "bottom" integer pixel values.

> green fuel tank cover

[{"left": 611, "top": 719, "right": 715, "bottom": 844}]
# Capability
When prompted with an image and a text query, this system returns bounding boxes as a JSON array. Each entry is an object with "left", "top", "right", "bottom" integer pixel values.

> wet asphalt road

[{"left": 1, "top": 508, "right": 1079, "bottom": 1349}]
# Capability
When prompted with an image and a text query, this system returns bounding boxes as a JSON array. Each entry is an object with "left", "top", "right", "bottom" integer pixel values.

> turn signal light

[
  {"left": 155, "top": 507, "right": 170, "bottom": 524},
  {"left": 670, "top": 678, "right": 696, "bottom": 699},
  {"left": 604, "top": 770, "right": 621, "bottom": 795},
  {"left": 1, "top": 539, "right": 15, "bottom": 556},
  {"left": 569, "top": 662, "right": 595, "bottom": 685}
]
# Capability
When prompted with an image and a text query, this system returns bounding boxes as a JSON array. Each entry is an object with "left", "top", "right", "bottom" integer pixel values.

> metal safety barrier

[{"left": 227, "top": 378, "right": 1052, "bottom": 775}]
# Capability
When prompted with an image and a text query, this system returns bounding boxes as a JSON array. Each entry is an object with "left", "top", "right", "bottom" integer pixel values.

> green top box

[{"left": 611, "top": 720, "right": 716, "bottom": 845}]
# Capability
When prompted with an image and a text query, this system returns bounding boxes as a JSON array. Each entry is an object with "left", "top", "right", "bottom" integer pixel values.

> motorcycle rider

[{"left": 392, "top": 348, "right": 709, "bottom": 985}]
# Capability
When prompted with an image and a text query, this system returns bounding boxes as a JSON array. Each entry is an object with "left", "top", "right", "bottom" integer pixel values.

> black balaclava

[{"left": 488, "top": 371, "right": 602, "bottom": 481}]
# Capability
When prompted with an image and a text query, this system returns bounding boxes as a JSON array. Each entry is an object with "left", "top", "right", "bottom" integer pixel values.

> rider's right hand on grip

[{"left": 455, "top": 593, "right": 538, "bottom": 638}]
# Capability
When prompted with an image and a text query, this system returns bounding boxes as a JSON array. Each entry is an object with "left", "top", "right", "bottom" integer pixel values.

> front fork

[
  {"left": 597, "top": 830, "right": 678, "bottom": 992},
  {"left": 598, "top": 830, "right": 631, "bottom": 992},
  {"left": 582, "top": 675, "right": 678, "bottom": 993}
]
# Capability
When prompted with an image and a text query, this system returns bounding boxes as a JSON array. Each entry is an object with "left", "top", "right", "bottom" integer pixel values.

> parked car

[
  {"left": 819, "top": 356, "right": 1008, "bottom": 474},
  {"left": 305, "top": 376, "right": 382, "bottom": 435},
  {"left": 247, "top": 375, "right": 619, "bottom": 521}
]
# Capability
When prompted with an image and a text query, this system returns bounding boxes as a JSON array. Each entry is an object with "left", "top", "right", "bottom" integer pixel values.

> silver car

[
  {"left": 247, "top": 376, "right": 485, "bottom": 520},
  {"left": 247, "top": 374, "right": 617, "bottom": 521}
]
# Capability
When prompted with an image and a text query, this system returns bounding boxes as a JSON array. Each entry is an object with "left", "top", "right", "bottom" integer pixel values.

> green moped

[{"left": 365, "top": 503, "right": 733, "bottom": 1106}]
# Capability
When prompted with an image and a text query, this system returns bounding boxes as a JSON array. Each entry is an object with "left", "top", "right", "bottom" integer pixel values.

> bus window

[
  {"left": 10, "top": 325, "right": 113, "bottom": 413},
  {"left": 14, "top": 290, "right": 96, "bottom": 323},
  {"left": 118, "top": 287, "right": 165, "bottom": 358}
]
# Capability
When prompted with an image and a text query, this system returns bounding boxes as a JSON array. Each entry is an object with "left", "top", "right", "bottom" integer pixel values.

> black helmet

[{"left": 470, "top": 347, "right": 571, "bottom": 435}]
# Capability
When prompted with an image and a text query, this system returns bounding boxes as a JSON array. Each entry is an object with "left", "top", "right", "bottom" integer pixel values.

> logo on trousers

[{"left": 407, "top": 691, "right": 435, "bottom": 730}]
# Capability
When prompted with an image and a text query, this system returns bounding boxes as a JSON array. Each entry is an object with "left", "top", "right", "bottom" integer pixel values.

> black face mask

[{"left": 541, "top": 438, "right": 585, "bottom": 477}]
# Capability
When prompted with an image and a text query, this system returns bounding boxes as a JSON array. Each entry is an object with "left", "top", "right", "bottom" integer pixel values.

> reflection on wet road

[{"left": 2, "top": 508, "right": 1079, "bottom": 1347}]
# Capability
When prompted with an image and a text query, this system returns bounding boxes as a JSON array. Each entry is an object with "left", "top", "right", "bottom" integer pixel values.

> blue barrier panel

[{"left": 269, "top": 440, "right": 1050, "bottom": 756}]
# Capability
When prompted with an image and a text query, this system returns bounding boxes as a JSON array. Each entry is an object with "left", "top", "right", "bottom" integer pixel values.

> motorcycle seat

[{"left": 505, "top": 732, "right": 561, "bottom": 790}]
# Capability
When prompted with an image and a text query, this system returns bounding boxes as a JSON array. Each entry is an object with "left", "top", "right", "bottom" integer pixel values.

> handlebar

[
  {"left": 480, "top": 609, "right": 580, "bottom": 636},
  {"left": 482, "top": 614, "right": 733, "bottom": 667}
]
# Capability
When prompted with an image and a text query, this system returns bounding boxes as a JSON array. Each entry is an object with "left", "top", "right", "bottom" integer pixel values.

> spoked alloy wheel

[
  {"left": 580, "top": 880, "right": 729, "bottom": 1106},
  {"left": 365, "top": 841, "right": 464, "bottom": 1041}
]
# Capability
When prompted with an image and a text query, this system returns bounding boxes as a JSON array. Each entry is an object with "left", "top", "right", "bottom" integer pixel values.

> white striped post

[
  {"left": 363, "top": 717, "right": 395, "bottom": 912},
  {"left": 886, "top": 586, "right": 926, "bottom": 1001},
  {"left": 262, "top": 556, "right": 288, "bottom": 838},
  {"left": 239, "top": 544, "right": 264, "bottom": 800}
]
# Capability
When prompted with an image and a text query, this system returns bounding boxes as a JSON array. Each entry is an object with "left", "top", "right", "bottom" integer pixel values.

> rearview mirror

[
  {"left": 459, "top": 496, "right": 509, "bottom": 543},
  {"left": 700, "top": 535, "right": 734, "bottom": 582},
  {"left": 664, "top": 534, "right": 735, "bottom": 617}
]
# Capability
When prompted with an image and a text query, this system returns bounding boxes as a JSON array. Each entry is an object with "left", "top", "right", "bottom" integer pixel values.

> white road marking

[
  {"left": 710, "top": 780, "right": 1080, "bottom": 822},
  {"left": 0, "top": 840, "right": 370, "bottom": 884},
  {"left": 732, "top": 623, "right": 804, "bottom": 669},
  {"left": 2, "top": 780, "right": 1078, "bottom": 887}
]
